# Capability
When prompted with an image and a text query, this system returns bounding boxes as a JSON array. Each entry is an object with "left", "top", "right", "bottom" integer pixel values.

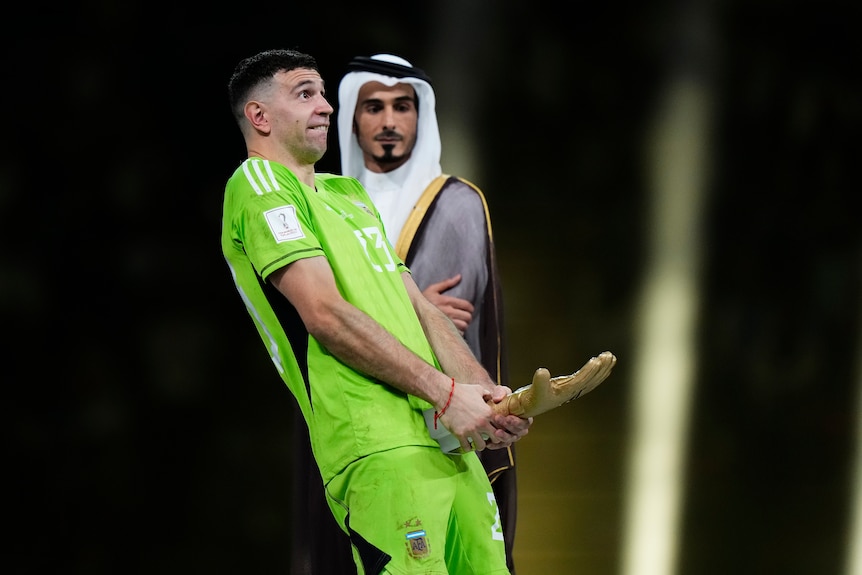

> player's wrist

[{"left": 433, "top": 377, "right": 455, "bottom": 430}]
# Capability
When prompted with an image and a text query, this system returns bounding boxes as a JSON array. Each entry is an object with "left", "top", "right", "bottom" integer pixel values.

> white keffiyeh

[{"left": 337, "top": 54, "right": 443, "bottom": 243}]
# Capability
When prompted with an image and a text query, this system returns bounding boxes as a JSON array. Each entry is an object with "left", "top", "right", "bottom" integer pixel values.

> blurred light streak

[
  {"left": 845, "top": 305, "right": 862, "bottom": 575},
  {"left": 621, "top": 78, "right": 710, "bottom": 575}
]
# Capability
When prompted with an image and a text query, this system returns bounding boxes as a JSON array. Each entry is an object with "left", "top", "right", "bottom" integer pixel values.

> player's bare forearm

[
  {"left": 271, "top": 259, "right": 520, "bottom": 451},
  {"left": 314, "top": 301, "right": 511, "bottom": 452},
  {"left": 270, "top": 257, "right": 454, "bottom": 409}
]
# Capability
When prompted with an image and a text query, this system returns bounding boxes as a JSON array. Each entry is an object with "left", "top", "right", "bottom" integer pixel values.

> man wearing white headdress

[{"left": 336, "top": 53, "right": 520, "bottom": 574}]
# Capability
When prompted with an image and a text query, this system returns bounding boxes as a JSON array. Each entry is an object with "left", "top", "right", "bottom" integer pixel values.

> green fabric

[
  {"left": 221, "top": 159, "right": 440, "bottom": 482},
  {"left": 326, "top": 446, "right": 509, "bottom": 575}
]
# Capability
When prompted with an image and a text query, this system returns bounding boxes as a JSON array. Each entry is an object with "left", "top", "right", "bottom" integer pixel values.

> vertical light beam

[
  {"left": 844, "top": 298, "right": 862, "bottom": 575},
  {"left": 621, "top": 76, "right": 711, "bottom": 575}
]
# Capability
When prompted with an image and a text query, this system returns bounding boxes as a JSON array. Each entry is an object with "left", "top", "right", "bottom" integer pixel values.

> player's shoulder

[{"left": 225, "top": 158, "right": 303, "bottom": 197}]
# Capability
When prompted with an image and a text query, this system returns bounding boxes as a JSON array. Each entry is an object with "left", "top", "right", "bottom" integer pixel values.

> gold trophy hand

[{"left": 493, "top": 351, "right": 617, "bottom": 418}]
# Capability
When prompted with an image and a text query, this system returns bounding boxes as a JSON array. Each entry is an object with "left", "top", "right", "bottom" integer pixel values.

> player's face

[
  {"left": 268, "top": 69, "right": 333, "bottom": 164},
  {"left": 353, "top": 82, "right": 418, "bottom": 173}
]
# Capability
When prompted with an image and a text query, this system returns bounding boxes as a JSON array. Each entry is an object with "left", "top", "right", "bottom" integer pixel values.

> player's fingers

[
  {"left": 470, "top": 434, "right": 488, "bottom": 451},
  {"left": 463, "top": 430, "right": 494, "bottom": 452}
]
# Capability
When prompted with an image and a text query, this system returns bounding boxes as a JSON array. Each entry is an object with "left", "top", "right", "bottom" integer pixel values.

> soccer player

[{"left": 221, "top": 48, "right": 531, "bottom": 575}]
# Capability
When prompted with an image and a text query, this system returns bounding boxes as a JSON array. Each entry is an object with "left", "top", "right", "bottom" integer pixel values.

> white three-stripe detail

[{"left": 242, "top": 159, "right": 281, "bottom": 195}]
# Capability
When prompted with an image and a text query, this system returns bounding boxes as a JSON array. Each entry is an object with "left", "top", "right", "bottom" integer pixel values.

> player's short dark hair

[{"left": 228, "top": 49, "right": 319, "bottom": 122}]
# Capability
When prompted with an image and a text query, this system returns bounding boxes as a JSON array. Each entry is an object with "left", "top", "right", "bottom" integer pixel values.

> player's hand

[
  {"left": 422, "top": 274, "right": 474, "bottom": 334},
  {"left": 485, "top": 385, "right": 532, "bottom": 449},
  {"left": 438, "top": 381, "right": 508, "bottom": 453}
]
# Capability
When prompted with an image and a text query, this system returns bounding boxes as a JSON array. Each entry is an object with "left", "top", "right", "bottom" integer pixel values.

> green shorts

[{"left": 325, "top": 445, "right": 510, "bottom": 575}]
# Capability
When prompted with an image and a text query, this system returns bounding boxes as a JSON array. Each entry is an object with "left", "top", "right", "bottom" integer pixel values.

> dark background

[{"left": 6, "top": 1, "right": 861, "bottom": 573}]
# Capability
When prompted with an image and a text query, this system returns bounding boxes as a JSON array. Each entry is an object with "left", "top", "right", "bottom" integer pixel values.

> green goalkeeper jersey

[{"left": 222, "top": 158, "right": 440, "bottom": 482}]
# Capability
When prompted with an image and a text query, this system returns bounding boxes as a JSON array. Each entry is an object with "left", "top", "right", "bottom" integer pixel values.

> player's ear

[{"left": 245, "top": 101, "right": 271, "bottom": 134}]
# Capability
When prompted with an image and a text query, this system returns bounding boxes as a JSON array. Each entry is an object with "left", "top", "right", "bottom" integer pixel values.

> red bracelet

[{"left": 434, "top": 378, "right": 455, "bottom": 429}]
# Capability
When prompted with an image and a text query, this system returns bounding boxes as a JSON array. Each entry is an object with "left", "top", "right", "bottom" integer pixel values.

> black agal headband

[{"left": 345, "top": 56, "right": 432, "bottom": 84}]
